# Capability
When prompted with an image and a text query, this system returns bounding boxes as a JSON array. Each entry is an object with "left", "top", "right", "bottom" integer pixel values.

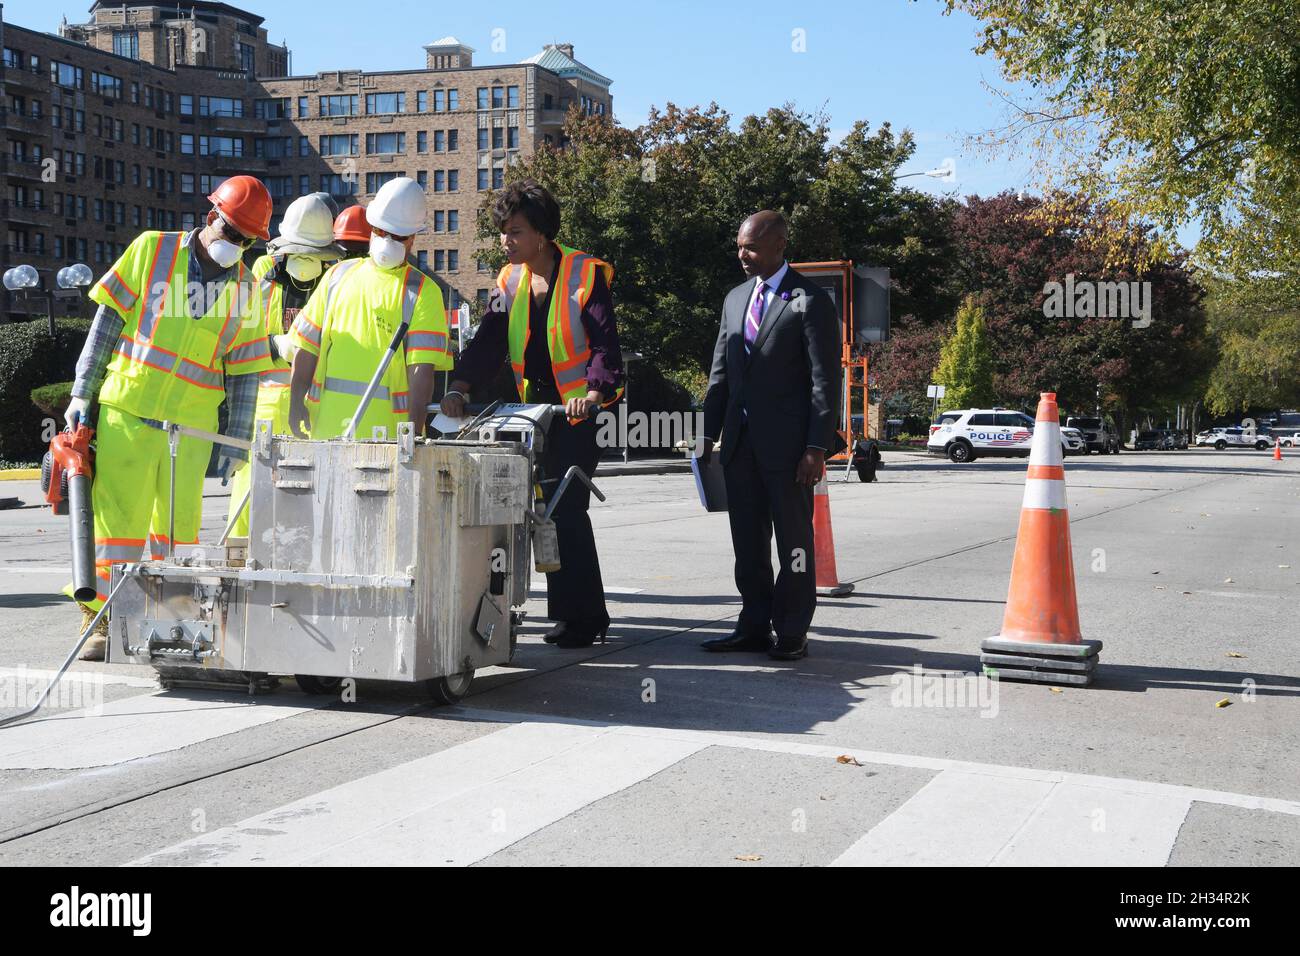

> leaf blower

[{"left": 42, "top": 424, "right": 97, "bottom": 603}]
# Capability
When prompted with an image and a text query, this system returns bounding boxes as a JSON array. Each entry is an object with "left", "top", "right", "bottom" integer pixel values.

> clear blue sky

[{"left": 9, "top": 0, "right": 1194, "bottom": 243}]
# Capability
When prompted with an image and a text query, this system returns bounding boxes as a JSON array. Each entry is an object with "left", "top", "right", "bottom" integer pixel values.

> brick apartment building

[{"left": 1, "top": 1, "right": 613, "bottom": 319}]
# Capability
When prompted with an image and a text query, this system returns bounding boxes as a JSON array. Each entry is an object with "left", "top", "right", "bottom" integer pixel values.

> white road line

[
  {"left": 129, "top": 722, "right": 704, "bottom": 867},
  {"left": 0, "top": 566, "right": 71, "bottom": 574},
  {"left": 0, "top": 691, "right": 329, "bottom": 770},
  {"left": 528, "top": 582, "right": 643, "bottom": 595}
]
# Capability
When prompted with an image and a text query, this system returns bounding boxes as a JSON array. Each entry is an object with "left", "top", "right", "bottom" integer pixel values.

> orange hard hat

[
  {"left": 333, "top": 205, "right": 372, "bottom": 243},
  {"left": 208, "top": 175, "right": 273, "bottom": 241}
]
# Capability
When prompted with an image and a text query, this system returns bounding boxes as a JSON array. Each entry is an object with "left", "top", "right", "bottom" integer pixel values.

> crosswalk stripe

[
  {"left": 129, "top": 722, "right": 705, "bottom": 866},
  {"left": 0, "top": 691, "right": 329, "bottom": 770},
  {"left": 831, "top": 770, "right": 1193, "bottom": 866}
]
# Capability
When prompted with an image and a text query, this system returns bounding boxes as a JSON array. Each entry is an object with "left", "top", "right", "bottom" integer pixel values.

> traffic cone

[
  {"left": 1274, "top": 439, "right": 1283, "bottom": 461},
  {"left": 813, "top": 469, "right": 854, "bottom": 597},
  {"left": 980, "top": 392, "right": 1103, "bottom": 686}
]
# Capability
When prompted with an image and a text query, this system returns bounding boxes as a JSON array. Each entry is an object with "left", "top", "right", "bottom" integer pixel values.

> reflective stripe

[
  {"left": 406, "top": 331, "right": 447, "bottom": 351},
  {"left": 553, "top": 362, "right": 588, "bottom": 389},
  {"left": 261, "top": 368, "right": 292, "bottom": 387},
  {"left": 392, "top": 392, "right": 409, "bottom": 413},
  {"left": 307, "top": 381, "right": 321, "bottom": 402},
  {"left": 1027, "top": 464, "right": 1065, "bottom": 481},
  {"left": 324, "top": 259, "right": 362, "bottom": 314},
  {"left": 137, "top": 233, "right": 182, "bottom": 341},
  {"left": 401, "top": 266, "right": 425, "bottom": 326},
  {"left": 1029, "top": 422, "right": 1063, "bottom": 465},
  {"left": 94, "top": 540, "right": 146, "bottom": 561},
  {"left": 501, "top": 264, "right": 524, "bottom": 301},
  {"left": 227, "top": 337, "right": 271, "bottom": 366},
  {"left": 1022, "top": 478, "right": 1068, "bottom": 511},
  {"left": 115, "top": 335, "right": 177, "bottom": 372},
  {"left": 293, "top": 313, "right": 323, "bottom": 348},
  {"left": 100, "top": 269, "right": 139, "bottom": 312},
  {"left": 322, "top": 376, "right": 389, "bottom": 400},
  {"left": 176, "top": 359, "right": 224, "bottom": 390}
]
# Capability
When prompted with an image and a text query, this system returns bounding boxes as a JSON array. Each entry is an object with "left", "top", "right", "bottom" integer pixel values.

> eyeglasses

[{"left": 216, "top": 215, "right": 255, "bottom": 248}]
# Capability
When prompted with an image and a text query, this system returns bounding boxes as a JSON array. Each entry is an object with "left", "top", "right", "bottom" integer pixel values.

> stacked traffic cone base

[
  {"left": 980, "top": 393, "right": 1103, "bottom": 686},
  {"left": 813, "top": 470, "right": 854, "bottom": 597}
]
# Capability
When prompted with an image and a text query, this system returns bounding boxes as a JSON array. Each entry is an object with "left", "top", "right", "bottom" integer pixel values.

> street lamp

[
  {"left": 4, "top": 262, "right": 93, "bottom": 335},
  {"left": 894, "top": 160, "right": 956, "bottom": 184}
]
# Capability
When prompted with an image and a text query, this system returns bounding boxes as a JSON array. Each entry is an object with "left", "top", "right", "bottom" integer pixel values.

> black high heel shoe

[{"left": 542, "top": 616, "right": 610, "bottom": 648}]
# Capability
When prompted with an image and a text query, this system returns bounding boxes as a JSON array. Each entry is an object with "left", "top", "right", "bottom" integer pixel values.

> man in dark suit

[{"left": 699, "top": 210, "right": 841, "bottom": 661}]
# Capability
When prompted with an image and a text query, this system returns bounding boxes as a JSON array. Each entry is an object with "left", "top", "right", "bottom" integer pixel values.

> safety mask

[
  {"left": 286, "top": 255, "right": 323, "bottom": 283},
  {"left": 207, "top": 237, "right": 244, "bottom": 269},
  {"left": 369, "top": 234, "right": 406, "bottom": 270}
]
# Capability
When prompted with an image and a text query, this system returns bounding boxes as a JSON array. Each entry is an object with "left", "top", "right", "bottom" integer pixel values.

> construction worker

[
  {"left": 288, "top": 177, "right": 452, "bottom": 440},
  {"left": 333, "top": 204, "right": 371, "bottom": 260},
  {"left": 440, "top": 179, "right": 624, "bottom": 648},
  {"left": 252, "top": 192, "right": 340, "bottom": 280},
  {"left": 63, "top": 176, "right": 277, "bottom": 659},
  {"left": 225, "top": 193, "right": 342, "bottom": 537}
]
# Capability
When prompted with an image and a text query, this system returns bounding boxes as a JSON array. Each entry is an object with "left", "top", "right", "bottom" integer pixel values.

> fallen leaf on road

[
  {"left": 1151, "top": 570, "right": 1160, "bottom": 574},
  {"left": 1226, "top": 652, "right": 1245, "bottom": 658},
  {"left": 1050, "top": 687, "right": 1063, "bottom": 694},
  {"left": 1224, "top": 578, "right": 1234, "bottom": 583},
  {"left": 1154, "top": 585, "right": 1166, "bottom": 590},
  {"left": 1182, "top": 591, "right": 1192, "bottom": 595},
  {"left": 836, "top": 754, "right": 862, "bottom": 766},
  {"left": 735, "top": 854, "right": 762, "bottom": 862},
  {"left": 1280, "top": 565, "right": 1291, "bottom": 569},
  {"left": 1215, "top": 698, "right": 1232, "bottom": 709}
]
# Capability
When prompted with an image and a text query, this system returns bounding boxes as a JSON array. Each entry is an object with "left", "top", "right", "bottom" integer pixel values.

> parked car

[
  {"left": 1065, "top": 416, "right": 1121, "bottom": 454},
  {"left": 1162, "top": 429, "right": 1189, "bottom": 449},
  {"left": 1060, "top": 426, "right": 1087, "bottom": 455},
  {"left": 1134, "top": 430, "right": 1163, "bottom": 450},
  {"left": 1195, "top": 427, "right": 1272, "bottom": 450},
  {"left": 928, "top": 408, "right": 1035, "bottom": 462}
]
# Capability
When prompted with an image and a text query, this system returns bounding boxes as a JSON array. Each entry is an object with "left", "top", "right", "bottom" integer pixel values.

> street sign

[{"left": 927, "top": 385, "right": 946, "bottom": 398}]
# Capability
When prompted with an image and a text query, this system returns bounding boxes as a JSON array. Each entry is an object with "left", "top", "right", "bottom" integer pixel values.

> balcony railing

[
  {"left": 0, "top": 110, "right": 50, "bottom": 136},
  {"left": 2, "top": 68, "right": 47, "bottom": 92},
  {"left": 5, "top": 159, "right": 49, "bottom": 180},
  {"left": 2, "top": 200, "right": 48, "bottom": 224}
]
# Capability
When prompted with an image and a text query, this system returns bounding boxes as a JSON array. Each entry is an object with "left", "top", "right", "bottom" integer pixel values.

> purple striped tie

[{"left": 745, "top": 281, "right": 767, "bottom": 354}]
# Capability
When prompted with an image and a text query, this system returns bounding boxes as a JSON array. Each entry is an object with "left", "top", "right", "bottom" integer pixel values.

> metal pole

[
  {"left": 166, "top": 423, "right": 179, "bottom": 560},
  {"left": 342, "top": 316, "right": 410, "bottom": 441},
  {"left": 219, "top": 488, "right": 252, "bottom": 546}
]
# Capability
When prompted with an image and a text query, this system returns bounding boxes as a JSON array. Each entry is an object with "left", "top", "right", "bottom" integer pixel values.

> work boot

[{"left": 77, "top": 604, "right": 109, "bottom": 662}]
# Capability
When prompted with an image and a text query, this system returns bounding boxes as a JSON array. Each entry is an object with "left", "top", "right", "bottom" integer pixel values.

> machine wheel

[
  {"left": 1214, "top": 439, "right": 1227, "bottom": 450},
  {"left": 426, "top": 670, "right": 474, "bottom": 706},
  {"left": 295, "top": 674, "right": 344, "bottom": 695},
  {"left": 1255, "top": 440, "right": 1269, "bottom": 450},
  {"left": 947, "top": 440, "right": 974, "bottom": 463}
]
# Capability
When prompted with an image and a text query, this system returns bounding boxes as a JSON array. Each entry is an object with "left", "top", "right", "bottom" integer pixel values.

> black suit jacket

[{"left": 702, "top": 265, "right": 842, "bottom": 472}]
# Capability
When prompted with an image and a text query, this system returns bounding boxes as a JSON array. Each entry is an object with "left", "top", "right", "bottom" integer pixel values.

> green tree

[
  {"left": 1202, "top": 275, "right": 1300, "bottom": 414},
  {"left": 947, "top": 0, "right": 1300, "bottom": 288},
  {"left": 933, "top": 295, "right": 996, "bottom": 410}
]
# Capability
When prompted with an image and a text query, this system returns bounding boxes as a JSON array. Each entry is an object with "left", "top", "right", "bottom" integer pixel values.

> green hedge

[
  {"left": 31, "top": 381, "right": 74, "bottom": 418},
  {"left": 0, "top": 319, "right": 91, "bottom": 461}
]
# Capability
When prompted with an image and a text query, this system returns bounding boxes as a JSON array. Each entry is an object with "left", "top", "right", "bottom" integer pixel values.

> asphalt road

[{"left": 0, "top": 446, "right": 1296, "bottom": 866}]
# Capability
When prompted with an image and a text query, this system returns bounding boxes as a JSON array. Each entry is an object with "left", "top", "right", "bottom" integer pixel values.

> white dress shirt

[{"left": 746, "top": 260, "right": 789, "bottom": 328}]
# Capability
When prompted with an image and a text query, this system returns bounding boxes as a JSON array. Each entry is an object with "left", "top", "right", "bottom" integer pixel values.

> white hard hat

[
  {"left": 267, "top": 194, "right": 343, "bottom": 258},
  {"left": 367, "top": 177, "right": 427, "bottom": 236}
]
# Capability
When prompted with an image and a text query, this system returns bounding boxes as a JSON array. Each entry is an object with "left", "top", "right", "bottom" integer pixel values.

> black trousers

[
  {"left": 723, "top": 426, "right": 817, "bottom": 638},
  {"left": 541, "top": 415, "right": 607, "bottom": 622}
]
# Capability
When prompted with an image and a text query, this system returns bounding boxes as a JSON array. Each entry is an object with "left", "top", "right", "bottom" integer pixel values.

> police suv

[{"left": 928, "top": 408, "right": 1039, "bottom": 463}]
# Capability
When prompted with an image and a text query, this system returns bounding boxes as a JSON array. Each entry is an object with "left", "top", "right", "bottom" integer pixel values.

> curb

[{"left": 0, "top": 469, "right": 39, "bottom": 481}]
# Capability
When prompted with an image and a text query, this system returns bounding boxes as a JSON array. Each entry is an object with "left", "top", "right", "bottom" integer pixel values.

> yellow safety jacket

[
  {"left": 88, "top": 230, "right": 275, "bottom": 431},
  {"left": 252, "top": 253, "right": 276, "bottom": 280},
  {"left": 291, "top": 257, "right": 451, "bottom": 439},
  {"left": 498, "top": 244, "right": 621, "bottom": 404}
]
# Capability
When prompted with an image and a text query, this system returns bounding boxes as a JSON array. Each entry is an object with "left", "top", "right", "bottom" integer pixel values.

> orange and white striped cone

[
  {"left": 1274, "top": 439, "right": 1283, "bottom": 461},
  {"left": 980, "top": 392, "right": 1102, "bottom": 686},
  {"left": 813, "top": 469, "right": 854, "bottom": 597}
]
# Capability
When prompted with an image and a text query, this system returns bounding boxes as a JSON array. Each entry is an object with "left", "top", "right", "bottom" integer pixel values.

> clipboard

[{"left": 691, "top": 453, "right": 728, "bottom": 512}]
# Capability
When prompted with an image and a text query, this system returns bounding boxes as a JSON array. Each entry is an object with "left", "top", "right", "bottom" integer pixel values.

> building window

[
  {"left": 182, "top": 173, "right": 195, "bottom": 194},
  {"left": 476, "top": 87, "right": 488, "bottom": 110},
  {"left": 199, "top": 136, "right": 243, "bottom": 157},
  {"left": 493, "top": 167, "right": 504, "bottom": 189},
  {"left": 50, "top": 61, "right": 82, "bottom": 89},
  {"left": 418, "top": 91, "right": 428, "bottom": 112},
  {"left": 448, "top": 250, "right": 459, "bottom": 271},
  {"left": 2, "top": 48, "right": 20, "bottom": 70},
  {"left": 447, "top": 89, "right": 459, "bottom": 111},
  {"left": 448, "top": 210, "right": 459, "bottom": 233},
  {"left": 199, "top": 97, "right": 243, "bottom": 118},
  {"left": 433, "top": 131, "right": 444, "bottom": 152},
  {"left": 366, "top": 92, "right": 405, "bottom": 115},
  {"left": 319, "top": 134, "right": 358, "bottom": 156},
  {"left": 492, "top": 127, "right": 504, "bottom": 150},
  {"left": 448, "top": 129, "right": 458, "bottom": 151},
  {"left": 433, "top": 170, "right": 445, "bottom": 192},
  {"left": 299, "top": 135, "right": 310, "bottom": 156},
  {"left": 434, "top": 250, "right": 445, "bottom": 271},
  {"left": 433, "top": 89, "right": 445, "bottom": 112},
  {"left": 491, "top": 86, "right": 504, "bottom": 109},
  {"left": 237, "top": 42, "right": 254, "bottom": 73},
  {"left": 255, "top": 137, "right": 292, "bottom": 159},
  {"left": 320, "top": 95, "right": 358, "bottom": 117},
  {"left": 416, "top": 250, "right": 428, "bottom": 268},
  {"left": 180, "top": 95, "right": 193, "bottom": 116},
  {"left": 366, "top": 132, "right": 405, "bottom": 155},
  {"left": 448, "top": 170, "right": 459, "bottom": 192},
  {"left": 507, "top": 127, "right": 519, "bottom": 149},
  {"left": 417, "top": 131, "right": 427, "bottom": 153},
  {"left": 477, "top": 169, "right": 489, "bottom": 191},
  {"left": 112, "top": 31, "right": 139, "bottom": 59},
  {"left": 416, "top": 171, "right": 428, "bottom": 189},
  {"left": 320, "top": 174, "right": 359, "bottom": 197},
  {"left": 433, "top": 211, "right": 445, "bottom": 232},
  {"left": 297, "top": 96, "right": 309, "bottom": 118},
  {"left": 507, "top": 85, "right": 519, "bottom": 108},
  {"left": 366, "top": 171, "right": 402, "bottom": 193},
  {"left": 477, "top": 128, "right": 488, "bottom": 151},
  {"left": 299, "top": 174, "right": 310, "bottom": 194},
  {"left": 254, "top": 98, "right": 289, "bottom": 120}
]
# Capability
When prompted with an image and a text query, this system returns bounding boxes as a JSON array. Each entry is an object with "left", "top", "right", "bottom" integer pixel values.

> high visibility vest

[
  {"left": 291, "top": 257, "right": 451, "bottom": 439},
  {"left": 498, "top": 244, "right": 621, "bottom": 405},
  {"left": 88, "top": 230, "right": 273, "bottom": 432},
  {"left": 253, "top": 275, "right": 292, "bottom": 432},
  {"left": 252, "top": 254, "right": 276, "bottom": 280}
]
